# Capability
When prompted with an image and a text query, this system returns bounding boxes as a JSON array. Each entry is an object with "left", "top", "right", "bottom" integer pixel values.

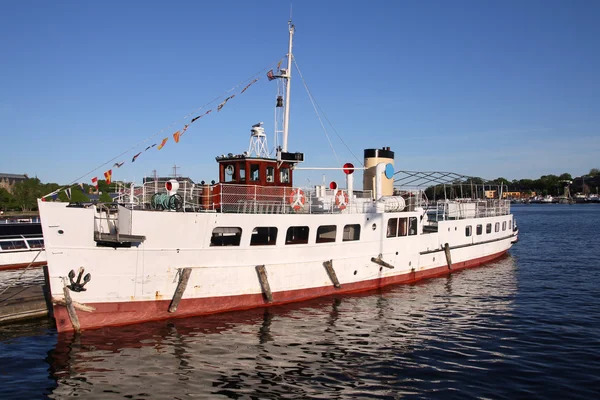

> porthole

[
  {"left": 409, "top": 261, "right": 412, "bottom": 266},
  {"left": 395, "top": 251, "right": 398, "bottom": 255},
  {"left": 455, "top": 227, "right": 457, "bottom": 231},
  {"left": 379, "top": 267, "right": 383, "bottom": 272},
  {"left": 448, "top": 227, "right": 450, "bottom": 232},
  {"left": 433, "top": 257, "right": 435, "bottom": 262},
  {"left": 58, "top": 230, "right": 64, "bottom": 235},
  {"left": 372, "top": 223, "right": 377, "bottom": 231},
  {"left": 354, "top": 270, "right": 358, "bottom": 275}
]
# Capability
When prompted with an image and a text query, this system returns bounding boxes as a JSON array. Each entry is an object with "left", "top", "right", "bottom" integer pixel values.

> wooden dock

[{"left": 0, "top": 284, "right": 50, "bottom": 324}]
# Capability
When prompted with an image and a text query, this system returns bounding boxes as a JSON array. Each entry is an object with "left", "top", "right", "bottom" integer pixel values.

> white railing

[{"left": 430, "top": 199, "right": 511, "bottom": 221}]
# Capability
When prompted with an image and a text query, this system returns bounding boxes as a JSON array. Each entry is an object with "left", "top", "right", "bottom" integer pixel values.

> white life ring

[
  {"left": 335, "top": 190, "right": 349, "bottom": 210},
  {"left": 288, "top": 189, "right": 306, "bottom": 211}
]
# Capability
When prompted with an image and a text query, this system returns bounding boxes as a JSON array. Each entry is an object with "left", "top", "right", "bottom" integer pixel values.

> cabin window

[
  {"left": 224, "top": 164, "right": 235, "bottom": 183},
  {"left": 486, "top": 223, "right": 492, "bottom": 234},
  {"left": 408, "top": 217, "right": 418, "bottom": 236},
  {"left": 316, "top": 225, "right": 337, "bottom": 243},
  {"left": 465, "top": 225, "right": 472, "bottom": 237},
  {"left": 509, "top": 220, "right": 512, "bottom": 229},
  {"left": 266, "top": 166, "right": 275, "bottom": 183},
  {"left": 210, "top": 227, "right": 242, "bottom": 246},
  {"left": 399, "top": 218, "right": 408, "bottom": 236},
  {"left": 387, "top": 218, "right": 398, "bottom": 238},
  {"left": 0, "top": 240, "right": 27, "bottom": 250},
  {"left": 286, "top": 226, "right": 309, "bottom": 245},
  {"left": 250, "top": 227, "right": 278, "bottom": 246},
  {"left": 343, "top": 224, "right": 361, "bottom": 241},
  {"left": 495, "top": 222, "right": 500, "bottom": 232},
  {"left": 502, "top": 221, "right": 507, "bottom": 231},
  {"left": 280, "top": 168, "right": 290, "bottom": 183},
  {"left": 476, "top": 224, "right": 483, "bottom": 235},
  {"left": 239, "top": 167, "right": 246, "bottom": 181},
  {"left": 27, "top": 239, "right": 44, "bottom": 249},
  {"left": 250, "top": 164, "right": 260, "bottom": 182}
]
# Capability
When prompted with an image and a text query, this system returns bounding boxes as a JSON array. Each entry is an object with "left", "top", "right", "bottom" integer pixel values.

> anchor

[{"left": 67, "top": 267, "right": 92, "bottom": 292}]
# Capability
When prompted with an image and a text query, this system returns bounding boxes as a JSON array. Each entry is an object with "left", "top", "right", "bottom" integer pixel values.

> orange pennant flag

[
  {"left": 104, "top": 169, "right": 112, "bottom": 185},
  {"left": 157, "top": 137, "right": 168, "bottom": 150},
  {"left": 173, "top": 130, "right": 181, "bottom": 143}
]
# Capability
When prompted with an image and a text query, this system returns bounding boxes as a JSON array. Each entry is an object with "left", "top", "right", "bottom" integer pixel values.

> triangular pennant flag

[
  {"left": 91, "top": 177, "right": 98, "bottom": 189},
  {"left": 217, "top": 95, "right": 235, "bottom": 112},
  {"left": 157, "top": 137, "right": 168, "bottom": 150},
  {"left": 173, "top": 130, "right": 181, "bottom": 143},
  {"left": 277, "top": 59, "right": 282, "bottom": 71},
  {"left": 267, "top": 69, "right": 275, "bottom": 81},
  {"left": 144, "top": 144, "right": 157, "bottom": 151},
  {"left": 113, "top": 161, "right": 124, "bottom": 168},
  {"left": 132, "top": 152, "right": 142, "bottom": 162},
  {"left": 191, "top": 110, "right": 212, "bottom": 123},
  {"left": 65, "top": 188, "right": 72, "bottom": 200},
  {"left": 104, "top": 169, "right": 112, "bottom": 185},
  {"left": 241, "top": 78, "right": 258, "bottom": 94}
]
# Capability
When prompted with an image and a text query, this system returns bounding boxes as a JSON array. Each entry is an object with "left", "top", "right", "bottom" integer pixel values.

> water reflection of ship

[{"left": 47, "top": 255, "right": 517, "bottom": 398}]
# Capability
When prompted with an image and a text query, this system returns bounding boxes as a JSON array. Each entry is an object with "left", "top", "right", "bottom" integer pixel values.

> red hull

[
  {"left": 0, "top": 261, "right": 45, "bottom": 272},
  {"left": 53, "top": 250, "right": 508, "bottom": 333}
]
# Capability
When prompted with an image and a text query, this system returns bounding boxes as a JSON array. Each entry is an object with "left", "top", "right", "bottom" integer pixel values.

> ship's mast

[{"left": 282, "top": 21, "right": 294, "bottom": 152}]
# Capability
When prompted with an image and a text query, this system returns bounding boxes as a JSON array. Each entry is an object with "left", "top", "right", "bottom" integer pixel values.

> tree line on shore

[{"left": 1, "top": 168, "right": 599, "bottom": 212}]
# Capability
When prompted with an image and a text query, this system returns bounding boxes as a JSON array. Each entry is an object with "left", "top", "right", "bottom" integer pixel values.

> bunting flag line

[
  {"left": 173, "top": 130, "right": 181, "bottom": 143},
  {"left": 191, "top": 109, "right": 212, "bottom": 123},
  {"left": 144, "top": 144, "right": 157, "bottom": 151},
  {"left": 218, "top": 95, "right": 236, "bottom": 112},
  {"left": 91, "top": 177, "right": 98, "bottom": 189},
  {"left": 65, "top": 188, "right": 72, "bottom": 200},
  {"left": 157, "top": 137, "right": 169, "bottom": 150},
  {"left": 132, "top": 152, "right": 142, "bottom": 162},
  {"left": 79, "top": 183, "right": 85, "bottom": 191},
  {"left": 267, "top": 69, "right": 275, "bottom": 81},
  {"left": 113, "top": 161, "right": 124, "bottom": 168},
  {"left": 104, "top": 169, "right": 113, "bottom": 185},
  {"left": 241, "top": 78, "right": 259, "bottom": 94},
  {"left": 277, "top": 59, "right": 282, "bottom": 71}
]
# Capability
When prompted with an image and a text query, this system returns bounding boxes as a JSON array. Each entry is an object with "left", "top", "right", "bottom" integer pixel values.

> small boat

[{"left": 0, "top": 234, "right": 46, "bottom": 271}]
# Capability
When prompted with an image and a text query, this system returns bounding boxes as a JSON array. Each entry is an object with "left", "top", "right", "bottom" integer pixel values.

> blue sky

[{"left": 1, "top": 0, "right": 598, "bottom": 188}]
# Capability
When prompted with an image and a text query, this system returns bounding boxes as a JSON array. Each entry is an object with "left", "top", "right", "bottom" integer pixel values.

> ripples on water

[{"left": 0, "top": 205, "right": 599, "bottom": 399}]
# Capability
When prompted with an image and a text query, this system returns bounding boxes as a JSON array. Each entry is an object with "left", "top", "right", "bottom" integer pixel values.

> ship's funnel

[{"left": 363, "top": 147, "right": 394, "bottom": 199}]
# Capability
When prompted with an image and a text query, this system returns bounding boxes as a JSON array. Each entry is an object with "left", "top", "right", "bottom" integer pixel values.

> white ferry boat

[
  {"left": 38, "top": 22, "right": 518, "bottom": 333},
  {"left": 0, "top": 234, "right": 46, "bottom": 271}
]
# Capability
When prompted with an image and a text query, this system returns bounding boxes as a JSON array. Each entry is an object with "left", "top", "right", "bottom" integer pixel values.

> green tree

[
  {"left": 12, "top": 178, "right": 44, "bottom": 211},
  {"left": 99, "top": 192, "right": 112, "bottom": 203},
  {"left": 0, "top": 188, "right": 15, "bottom": 211},
  {"left": 589, "top": 168, "right": 600, "bottom": 177}
]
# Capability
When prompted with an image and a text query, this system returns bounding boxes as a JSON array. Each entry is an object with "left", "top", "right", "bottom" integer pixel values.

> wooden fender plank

[
  {"left": 255, "top": 265, "right": 273, "bottom": 303},
  {"left": 323, "top": 260, "right": 341, "bottom": 288},
  {"left": 169, "top": 268, "right": 192, "bottom": 313}
]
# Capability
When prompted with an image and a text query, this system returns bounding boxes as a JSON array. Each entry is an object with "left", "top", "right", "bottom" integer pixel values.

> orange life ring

[
  {"left": 335, "top": 190, "right": 349, "bottom": 210},
  {"left": 288, "top": 188, "right": 306, "bottom": 211}
]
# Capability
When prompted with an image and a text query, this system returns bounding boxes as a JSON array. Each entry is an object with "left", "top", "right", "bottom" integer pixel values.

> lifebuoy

[
  {"left": 288, "top": 188, "right": 306, "bottom": 211},
  {"left": 335, "top": 190, "right": 349, "bottom": 210}
]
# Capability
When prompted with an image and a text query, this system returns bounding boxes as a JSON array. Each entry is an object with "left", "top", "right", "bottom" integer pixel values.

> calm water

[{"left": 1, "top": 205, "right": 599, "bottom": 399}]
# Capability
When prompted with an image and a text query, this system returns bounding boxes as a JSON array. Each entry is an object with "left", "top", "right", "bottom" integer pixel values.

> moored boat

[
  {"left": 38, "top": 22, "right": 518, "bottom": 333},
  {"left": 0, "top": 234, "right": 46, "bottom": 271}
]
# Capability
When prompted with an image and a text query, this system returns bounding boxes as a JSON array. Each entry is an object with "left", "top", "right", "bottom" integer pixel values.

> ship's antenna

[{"left": 282, "top": 20, "right": 295, "bottom": 152}]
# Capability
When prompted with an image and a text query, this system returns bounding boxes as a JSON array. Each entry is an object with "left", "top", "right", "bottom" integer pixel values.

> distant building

[
  {"left": 484, "top": 190, "right": 497, "bottom": 199},
  {"left": 0, "top": 173, "right": 29, "bottom": 194}
]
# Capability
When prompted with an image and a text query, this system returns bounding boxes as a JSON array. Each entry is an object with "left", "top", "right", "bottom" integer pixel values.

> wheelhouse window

[
  {"left": 486, "top": 223, "right": 492, "bottom": 234},
  {"left": 250, "top": 164, "right": 260, "bottom": 182},
  {"left": 465, "top": 225, "right": 472, "bottom": 237},
  {"left": 266, "top": 166, "right": 275, "bottom": 183},
  {"left": 476, "top": 224, "right": 483, "bottom": 235},
  {"left": 343, "top": 224, "right": 361, "bottom": 241},
  {"left": 224, "top": 164, "right": 236, "bottom": 183},
  {"left": 210, "top": 227, "right": 242, "bottom": 246},
  {"left": 387, "top": 218, "right": 398, "bottom": 238},
  {"left": 286, "top": 226, "right": 309, "bottom": 245},
  {"left": 408, "top": 217, "right": 417, "bottom": 236},
  {"left": 239, "top": 167, "right": 246, "bottom": 181},
  {"left": 495, "top": 222, "right": 500, "bottom": 232},
  {"left": 502, "top": 221, "right": 507, "bottom": 231},
  {"left": 316, "top": 225, "right": 337, "bottom": 243},
  {"left": 250, "top": 227, "right": 278, "bottom": 246},
  {"left": 280, "top": 167, "right": 290, "bottom": 183}
]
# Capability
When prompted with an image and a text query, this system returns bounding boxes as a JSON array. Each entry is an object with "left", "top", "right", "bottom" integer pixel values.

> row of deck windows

[
  {"left": 0, "top": 238, "right": 44, "bottom": 251},
  {"left": 386, "top": 217, "right": 418, "bottom": 238},
  {"left": 210, "top": 224, "right": 361, "bottom": 246},
  {"left": 465, "top": 220, "right": 512, "bottom": 237}
]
